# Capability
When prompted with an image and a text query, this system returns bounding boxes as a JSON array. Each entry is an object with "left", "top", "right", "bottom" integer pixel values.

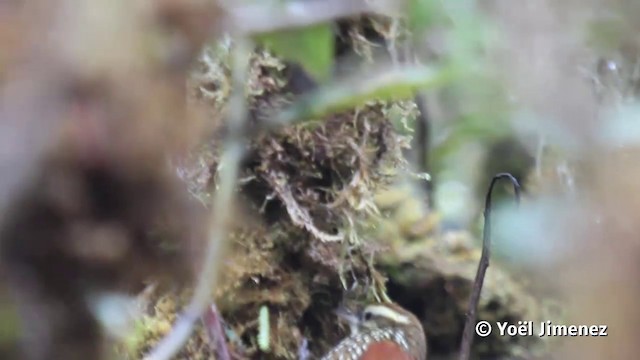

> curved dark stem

[{"left": 458, "top": 173, "right": 521, "bottom": 360}]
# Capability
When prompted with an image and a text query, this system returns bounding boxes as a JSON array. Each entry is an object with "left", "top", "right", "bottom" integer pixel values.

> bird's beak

[
  {"left": 334, "top": 305, "right": 358, "bottom": 322},
  {"left": 334, "top": 305, "right": 360, "bottom": 335}
]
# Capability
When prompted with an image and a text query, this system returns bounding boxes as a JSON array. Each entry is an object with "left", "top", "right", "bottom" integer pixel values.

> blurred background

[{"left": 1, "top": 0, "right": 638, "bottom": 359}]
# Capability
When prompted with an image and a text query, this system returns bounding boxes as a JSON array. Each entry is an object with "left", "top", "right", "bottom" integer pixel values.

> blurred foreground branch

[{"left": 143, "top": 40, "right": 252, "bottom": 360}]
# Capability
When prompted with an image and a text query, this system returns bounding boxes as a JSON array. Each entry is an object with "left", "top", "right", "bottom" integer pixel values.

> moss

[
  {"left": 368, "top": 196, "right": 557, "bottom": 358},
  {"left": 131, "top": 17, "right": 555, "bottom": 360}
]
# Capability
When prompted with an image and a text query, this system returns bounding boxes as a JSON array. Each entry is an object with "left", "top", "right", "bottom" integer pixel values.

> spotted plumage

[{"left": 320, "top": 303, "right": 427, "bottom": 360}]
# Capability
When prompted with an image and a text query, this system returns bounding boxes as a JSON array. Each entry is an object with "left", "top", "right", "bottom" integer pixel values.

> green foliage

[
  {"left": 407, "top": 0, "right": 445, "bottom": 32},
  {"left": 587, "top": 18, "right": 628, "bottom": 52},
  {"left": 254, "top": 24, "right": 334, "bottom": 82},
  {"left": 275, "top": 65, "right": 458, "bottom": 125}
]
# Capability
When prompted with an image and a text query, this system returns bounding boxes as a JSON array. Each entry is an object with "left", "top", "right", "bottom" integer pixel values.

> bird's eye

[{"left": 362, "top": 311, "right": 373, "bottom": 321}]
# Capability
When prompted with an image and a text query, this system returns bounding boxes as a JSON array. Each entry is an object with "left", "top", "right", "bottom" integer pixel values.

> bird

[{"left": 320, "top": 302, "right": 427, "bottom": 360}]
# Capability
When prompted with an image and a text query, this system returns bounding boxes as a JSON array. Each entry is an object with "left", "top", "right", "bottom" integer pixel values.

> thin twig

[
  {"left": 458, "top": 173, "right": 521, "bottom": 360},
  {"left": 203, "top": 304, "right": 231, "bottom": 360},
  {"left": 143, "top": 39, "right": 253, "bottom": 360}
]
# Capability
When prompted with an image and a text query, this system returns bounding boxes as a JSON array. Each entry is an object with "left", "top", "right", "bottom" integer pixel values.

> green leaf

[
  {"left": 272, "top": 64, "right": 458, "bottom": 125},
  {"left": 255, "top": 23, "right": 334, "bottom": 82}
]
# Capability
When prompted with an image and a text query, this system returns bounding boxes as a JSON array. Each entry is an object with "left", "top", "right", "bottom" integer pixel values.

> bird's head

[{"left": 335, "top": 302, "right": 419, "bottom": 334}]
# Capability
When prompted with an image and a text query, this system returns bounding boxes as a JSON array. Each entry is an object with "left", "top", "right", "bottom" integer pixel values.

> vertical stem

[{"left": 458, "top": 173, "right": 520, "bottom": 360}]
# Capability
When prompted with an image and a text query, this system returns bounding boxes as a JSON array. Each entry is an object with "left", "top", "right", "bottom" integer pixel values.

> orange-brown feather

[{"left": 360, "top": 340, "right": 412, "bottom": 360}]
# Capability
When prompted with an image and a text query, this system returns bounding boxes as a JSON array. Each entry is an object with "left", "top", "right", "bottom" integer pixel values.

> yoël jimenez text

[{"left": 497, "top": 321, "right": 608, "bottom": 337}]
